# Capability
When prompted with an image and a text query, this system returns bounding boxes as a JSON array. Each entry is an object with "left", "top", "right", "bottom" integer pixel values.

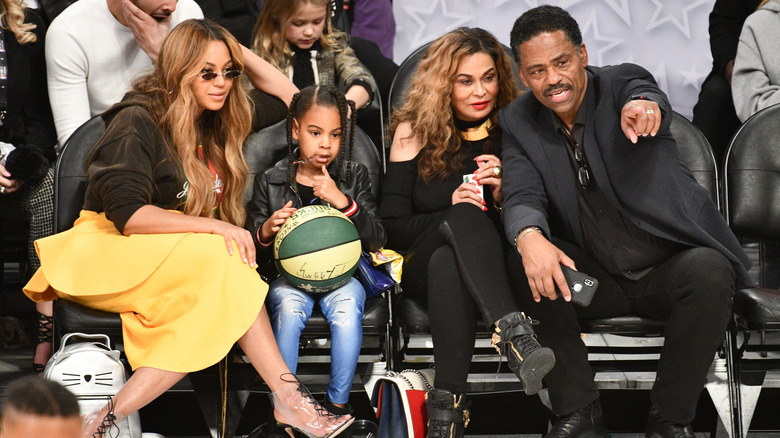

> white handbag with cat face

[{"left": 44, "top": 332, "right": 142, "bottom": 437}]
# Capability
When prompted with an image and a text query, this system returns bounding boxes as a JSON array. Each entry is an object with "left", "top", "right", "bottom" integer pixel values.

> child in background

[
  {"left": 246, "top": 85, "right": 386, "bottom": 424},
  {"left": 251, "top": 0, "right": 382, "bottom": 148}
]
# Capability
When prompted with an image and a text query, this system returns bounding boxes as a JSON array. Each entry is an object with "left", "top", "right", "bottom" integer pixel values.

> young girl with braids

[{"left": 247, "top": 85, "right": 386, "bottom": 421}]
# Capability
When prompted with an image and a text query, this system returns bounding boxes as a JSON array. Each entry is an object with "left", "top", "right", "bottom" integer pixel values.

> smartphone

[
  {"left": 463, "top": 174, "right": 484, "bottom": 201},
  {"left": 560, "top": 265, "right": 598, "bottom": 307}
]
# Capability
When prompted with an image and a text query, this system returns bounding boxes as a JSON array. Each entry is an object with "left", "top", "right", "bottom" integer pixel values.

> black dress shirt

[{"left": 552, "top": 87, "right": 685, "bottom": 280}]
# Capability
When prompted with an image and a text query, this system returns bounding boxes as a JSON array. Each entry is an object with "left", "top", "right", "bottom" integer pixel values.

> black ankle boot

[
  {"left": 493, "top": 311, "right": 556, "bottom": 395},
  {"left": 426, "top": 388, "right": 470, "bottom": 438},
  {"left": 546, "top": 399, "right": 607, "bottom": 438}
]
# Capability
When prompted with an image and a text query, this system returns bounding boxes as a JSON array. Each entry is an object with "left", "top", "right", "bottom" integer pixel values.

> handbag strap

[{"left": 385, "top": 369, "right": 434, "bottom": 392}]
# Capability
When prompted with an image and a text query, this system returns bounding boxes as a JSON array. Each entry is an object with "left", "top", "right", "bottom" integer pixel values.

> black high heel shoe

[
  {"left": 33, "top": 312, "right": 53, "bottom": 374},
  {"left": 272, "top": 373, "right": 354, "bottom": 438}
]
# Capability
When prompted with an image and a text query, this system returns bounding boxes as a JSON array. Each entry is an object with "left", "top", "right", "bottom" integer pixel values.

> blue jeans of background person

[{"left": 267, "top": 276, "right": 365, "bottom": 404}]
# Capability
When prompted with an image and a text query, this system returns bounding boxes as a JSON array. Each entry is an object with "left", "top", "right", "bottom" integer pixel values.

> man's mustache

[{"left": 544, "top": 84, "right": 572, "bottom": 95}]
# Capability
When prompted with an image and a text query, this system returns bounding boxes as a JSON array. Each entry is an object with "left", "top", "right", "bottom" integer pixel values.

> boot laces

[
  {"left": 279, "top": 373, "right": 339, "bottom": 420},
  {"left": 93, "top": 398, "right": 118, "bottom": 438},
  {"left": 492, "top": 313, "right": 541, "bottom": 376}
]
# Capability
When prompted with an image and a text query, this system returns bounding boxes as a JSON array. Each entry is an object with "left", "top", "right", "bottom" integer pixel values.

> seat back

[
  {"left": 388, "top": 41, "right": 524, "bottom": 115},
  {"left": 725, "top": 104, "right": 780, "bottom": 241},
  {"left": 54, "top": 116, "right": 105, "bottom": 234},
  {"left": 670, "top": 111, "right": 720, "bottom": 208}
]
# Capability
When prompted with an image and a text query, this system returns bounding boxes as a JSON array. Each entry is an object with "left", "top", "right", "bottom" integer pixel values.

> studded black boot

[
  {"left": 493, "top": 311, "right": 556, "bottom": 395},
  {"left": 426, "top": 388, "right": 470, "bottom": 438}
]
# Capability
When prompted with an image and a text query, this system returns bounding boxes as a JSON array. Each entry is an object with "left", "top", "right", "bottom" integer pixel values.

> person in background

[
  {"left": 732, "top": 0, "right": 780, "bottom": 121},
  {"left": 381, "top": 27, "right": 555, "bottom": 438},
  {"left": 45, "top": 0, "right": 203, "bottom": 146},
  {"left": 0, "top": 0, "right": 57, "bottom": 374},
  {"left": 349, "top": 0, "right": 394, "bottom": 60},
  {"left": 23, "top": 19, "right": 351, "bottom": 438},
  {"left": 46, "top": 0, "right": 297, "bottom": 147},
  {"left": 0, "top": 376, "right": 81, "bottom": 438},
  {"left": 502, "top": 6, "right": 750, "bottom": 437},
  {"left": 692, "top": 0, "right": 761, "bottom": 162},
  {"left": 251, "top": 0, "right": 382, "bottom": 149},
  {"left": 731, "top": 0, "right": 780, "bottom": 290}
]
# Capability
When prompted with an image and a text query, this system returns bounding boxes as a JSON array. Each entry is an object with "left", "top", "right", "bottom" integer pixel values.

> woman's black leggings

[{"left": 401, "top": 203, "right": 520, "bottom": 393}]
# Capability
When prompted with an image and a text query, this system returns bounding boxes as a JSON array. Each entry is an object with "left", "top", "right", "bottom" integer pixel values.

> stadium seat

[{"left": 724, "top": 103, "right": 780, "bottom": 437}]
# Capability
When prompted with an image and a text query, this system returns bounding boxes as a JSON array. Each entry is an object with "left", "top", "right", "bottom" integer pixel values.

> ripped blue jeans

[{"left": 267, "top": 276, "right": 365, "bottom": 404}]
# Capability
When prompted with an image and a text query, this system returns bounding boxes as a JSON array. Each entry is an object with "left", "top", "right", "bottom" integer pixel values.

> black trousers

[
  {"left": 507, "top": 239, "right": 735, "bottom": 424},
  {"left": 402, "top": 203, "right": 520, "bottom": 393},
  {"left": 692, "top": 73, "right": 741, "bottom": 164}
]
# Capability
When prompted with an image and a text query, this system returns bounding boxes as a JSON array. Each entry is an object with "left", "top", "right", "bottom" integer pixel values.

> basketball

[{"left": 274, "top": 205, "right": 361, "bottom": 294}]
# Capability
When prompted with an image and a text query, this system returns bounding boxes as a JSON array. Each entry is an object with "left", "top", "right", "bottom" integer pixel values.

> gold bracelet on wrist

[{"left": 514, "top": 226, "right": 542, "bottom": 255}]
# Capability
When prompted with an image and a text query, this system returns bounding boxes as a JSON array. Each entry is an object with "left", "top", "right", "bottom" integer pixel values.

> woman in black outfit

[
  {"left": 380, "top": 27, "right": 554, "bottom": 438},
  {"left": 0, "top": 0, "right": 58, "bottom": 373}
]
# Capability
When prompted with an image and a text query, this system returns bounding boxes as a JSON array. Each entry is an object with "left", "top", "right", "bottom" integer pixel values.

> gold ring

[
  {"left": 646, "top": 109, "right": 655, "bottom": 114},
  {"left": 493, "top": 166, "right": 503, "bottom": 178}
]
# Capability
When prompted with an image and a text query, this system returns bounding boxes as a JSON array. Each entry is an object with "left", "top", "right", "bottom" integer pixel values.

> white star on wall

[
  {"left": 680, "top": 64, "right": 708, "bottom": 89},
  {"left": 604, "top": 0, "right": 631, "bottom": 26},
  {"left": 402, "top": 0, "right": 472, "bottom": 49},
  {"left": 579, "top": 10, "right": 623, "bottom": 67},
  {"left": 646, "top": 0, "right": 712, "bottom": 39}
]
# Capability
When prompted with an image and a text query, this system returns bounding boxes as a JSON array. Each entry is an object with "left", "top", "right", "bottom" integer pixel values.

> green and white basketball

[{"left": 274, "top": 205, "right": 361, "bottom": 293}]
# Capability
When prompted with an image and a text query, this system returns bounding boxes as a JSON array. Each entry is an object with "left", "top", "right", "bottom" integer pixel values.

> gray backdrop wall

[{"left": 392, "top": 0, "right": 717, "bottom": 119}]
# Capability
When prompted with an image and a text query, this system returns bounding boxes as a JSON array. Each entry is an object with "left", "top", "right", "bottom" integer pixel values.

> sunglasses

[
  {"left": 199, "top": 69, "right": 242, "bottom": 81},
  {"left": 559, "top": 126, "right": 591, "bottom": 190}
]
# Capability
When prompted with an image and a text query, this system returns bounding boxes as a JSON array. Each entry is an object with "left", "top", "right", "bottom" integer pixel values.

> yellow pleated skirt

[{"left": 24, "top": 210, "right": 267, "bottom": 373}]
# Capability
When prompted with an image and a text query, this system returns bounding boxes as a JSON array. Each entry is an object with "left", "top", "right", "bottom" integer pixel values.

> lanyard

[{"left": 197, "top": 144, "right": 222, "bottom": 204}]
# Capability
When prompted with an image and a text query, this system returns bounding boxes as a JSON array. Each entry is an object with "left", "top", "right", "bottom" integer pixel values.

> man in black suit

[{"left": 500, "top": 6, "right": 752, "bottom": 438}]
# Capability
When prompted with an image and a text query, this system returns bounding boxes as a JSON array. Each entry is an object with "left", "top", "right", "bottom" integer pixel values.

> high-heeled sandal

[
  {"left": 272, "top": 373, "right": 354, "bottom": 438},
  {"left": 33, "top": 312, "right": 53, "bottom": 374},
  {"left": 82, "top": 398, "right": 123, "bottom": 438}
]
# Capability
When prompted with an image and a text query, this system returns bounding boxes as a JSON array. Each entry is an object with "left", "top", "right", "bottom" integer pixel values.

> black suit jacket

[
  {"left": 500, "top": 63, "right": 752, "bottom": 288},
  {"left": 1, "top": 8, "right": 56, "bottom": 163}
]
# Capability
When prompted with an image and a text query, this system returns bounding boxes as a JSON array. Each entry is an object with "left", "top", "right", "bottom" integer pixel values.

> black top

[
  {"left": 380, "top": 137, "right": 500, "bottom": 251},
  {"left": 85, "top": 91, "right": 286, "bottom": 232},
  {"left": 709, "top": 0, "right": 762, "bottom": 77},
  {"left": 552, "top": 74, "right": 686, "bottom": 280},
  {"left": 0, "top": 8, "right": 56, "bottom": 163}
]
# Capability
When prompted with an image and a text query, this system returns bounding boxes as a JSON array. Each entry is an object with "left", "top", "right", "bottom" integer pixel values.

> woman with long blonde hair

[
  {"left": 23, "top": 19, "right": 352, "bottom": 438},
  {"left": 380, "top": 28, "right": 554, "bottom": 437},
  {"left": 0, "top": 0, "right": 57, "bottom": 374}
]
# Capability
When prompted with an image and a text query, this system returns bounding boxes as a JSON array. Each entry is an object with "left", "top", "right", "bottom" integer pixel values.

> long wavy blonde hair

[
  {"left": 390, "top": 28, "right": 521, "bottom": 182},
  {"left": 0, "top": 0, "right": 37, "bottom": 44},
  {"left": 132, "top": 19, "right": 252, "bottom": 226},
  {"left": 250, "top": 0, "right": 347, "bottom": 72}
]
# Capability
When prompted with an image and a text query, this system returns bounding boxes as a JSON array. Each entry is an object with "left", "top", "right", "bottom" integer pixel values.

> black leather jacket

[{"left": 246, "top": 158, "right": 386, "bottom": 279}]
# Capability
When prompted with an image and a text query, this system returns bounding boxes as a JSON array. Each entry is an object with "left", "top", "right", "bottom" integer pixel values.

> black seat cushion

[{"left": 54, "top": 295, "right": 389, "bottom": 348}]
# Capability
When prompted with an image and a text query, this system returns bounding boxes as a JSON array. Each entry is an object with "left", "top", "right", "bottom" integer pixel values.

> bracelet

[
  {"left": 492, "top": 201, "right": 501, "bottom": 213},
  {"left": 514, "top": 226, "right": 542, "bottom": 254}
]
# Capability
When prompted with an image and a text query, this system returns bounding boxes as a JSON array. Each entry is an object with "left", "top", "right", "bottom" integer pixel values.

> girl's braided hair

[{"left": 285, "top": 85, "right": 357, "bottom": 191}]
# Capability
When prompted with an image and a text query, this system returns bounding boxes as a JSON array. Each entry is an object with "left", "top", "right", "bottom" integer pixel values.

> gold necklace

[{"left": 460, "top": 118, "right": 492, "bottom": 141}]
